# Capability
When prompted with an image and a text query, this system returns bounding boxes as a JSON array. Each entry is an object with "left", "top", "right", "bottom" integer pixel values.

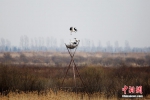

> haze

[{"left": 0, "top": 0, "right": 150, "bottom": 48}]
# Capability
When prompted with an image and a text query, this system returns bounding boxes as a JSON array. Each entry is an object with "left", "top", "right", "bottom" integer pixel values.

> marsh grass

[
  {"left": 0, "top": 90, "right": 119, "bottom": 100},
  {"left": 0, "top": 63, "right": 150, "bottom": 99},
  {"left": 1, "top": 90, "right": 149, "bottom": 100}
]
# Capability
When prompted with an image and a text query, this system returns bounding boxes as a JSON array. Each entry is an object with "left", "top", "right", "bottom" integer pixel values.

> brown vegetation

[
  {"left": 0, "top": 63, "right": 150, "bottom": 99},
  {"left": 0, "top": 90, "right": 117, "bottom": 100},
  {"left": 0, "top": 52, "right": 150, "bottom": 67},
  {"left": 0, "top": 52, "right": 150, "bottom": 99}
]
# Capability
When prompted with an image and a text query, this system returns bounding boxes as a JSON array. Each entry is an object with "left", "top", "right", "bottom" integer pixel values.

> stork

[
  {"left": 74, "top": 38, "right": 80, "bottom": 42},
  {"left": 70, "top": 38, "right": 80, "bottom": 45},
  {"left": 70, "top": 27, "right": 77, "bottom": 35}
]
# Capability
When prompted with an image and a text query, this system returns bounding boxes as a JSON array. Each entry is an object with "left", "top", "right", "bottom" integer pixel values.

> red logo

[{"left": 122, "top": 85, "right": 142, "bottom": 94}]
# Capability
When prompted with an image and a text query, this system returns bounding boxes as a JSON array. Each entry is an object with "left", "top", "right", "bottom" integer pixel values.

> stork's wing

[
  {"left": 70, "top": 27, "right": 73, "bottom": 31},
  {"left": 74, "top": 28, "right": 77, "bottom": 32}
]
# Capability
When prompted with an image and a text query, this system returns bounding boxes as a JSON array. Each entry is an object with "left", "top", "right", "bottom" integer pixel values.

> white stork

[
  {"left": 70, "top": 38, "right": 80, "bottom": 45},
  {"left": 70, "top": 27, "right": 77, "bottom": 35}
]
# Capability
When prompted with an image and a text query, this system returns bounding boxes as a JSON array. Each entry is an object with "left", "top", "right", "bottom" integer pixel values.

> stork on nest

[{"left": 70, "top": 38, "right": 80, "bottom": 45}]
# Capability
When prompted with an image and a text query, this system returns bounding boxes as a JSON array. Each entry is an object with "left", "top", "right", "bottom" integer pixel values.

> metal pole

[
  {"left": 72, "top": 60, "right": 77, "bottom": 90},
  {"left": 70, "top": 48, "right": 77, "bottom": 92},
  {"left": 61, "top": 48, "right": 72, "bottom": 87},
  {"left": 62, "top": 42, "right": 85, "bottom": 93},
  {"left": 61, "top": 45, "right": 77, "bottom": 87}
]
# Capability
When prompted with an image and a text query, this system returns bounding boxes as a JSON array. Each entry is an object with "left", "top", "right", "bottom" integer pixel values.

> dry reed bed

[
  {"left": 1, "top": 90, "right": 149, "bottom": 100},
  {"left": 0, "top": 90, "right": 120, "bottom": 100},
  {"left": 0, "top": 64, "right": 150, "bottom": 99}
]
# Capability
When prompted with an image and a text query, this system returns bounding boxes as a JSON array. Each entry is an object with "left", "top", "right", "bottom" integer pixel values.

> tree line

[{"left": 0, "top": 36, "right": 150, "bottom": 52}]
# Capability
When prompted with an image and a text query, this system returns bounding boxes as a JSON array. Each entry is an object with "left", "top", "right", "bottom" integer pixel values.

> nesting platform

[
  {"left": 65, "top": 44, "right": 78, "bottom": 49},
  {"left": 61, "top": 40, "right": 87, "bottom": 93}
]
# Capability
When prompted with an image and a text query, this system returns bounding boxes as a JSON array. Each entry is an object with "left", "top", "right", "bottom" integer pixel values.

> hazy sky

[{"left": 0, "top": 0, "right": 150, "bottom": 47}]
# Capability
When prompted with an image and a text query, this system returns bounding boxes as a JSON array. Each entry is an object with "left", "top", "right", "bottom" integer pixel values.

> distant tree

[
  {"left": 59, "top": 39, "right": 65, "bottom": 51},
  {"left": 91, "top": 40, "right": 96, "bottom": 52},
  {"left": 34, "top": 37, "right": 38, "bottom": 50},
  {"left": 41, "top": 37, "right": 44, "bottom": 50},
  {"left": 30, "top": 38, "right": 34, "bottom": 50},
  {"left": 5, "top": 39, "right": 11, "bottom": 51},
  {"left": 20, "top": 35, "right": 29, "bottom": 51},
  {"left": 12, "top": 46, "right": 18, "bottom": 52},
  {"left": 97, "top": 40, "right": 102, "bottom": 51},
  {"left": 114, "top": 41, "right": 119, "bottom": 52},
  {"left": 0, "top": 38, "right": 5, "bottom": 51},
  {"left": 106, "top": 41, "right": 113, "bottom": 52},
  {"left": 46, "top": 37, "right": 50, "bottom": 50},
  {"left": 124, "top": 40, "right": 131, "bottom": 52},
  {"left": 25, "top": 35, "right": 29, "bottom": 50},
  {"left": 20, "top": 36, "right": 23, "bottom": 50}
]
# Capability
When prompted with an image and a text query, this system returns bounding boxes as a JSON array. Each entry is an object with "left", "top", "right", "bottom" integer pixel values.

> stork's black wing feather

[
  {"left": 70, "top": 27, "right": 73, "bottom": 31},
  {"left": 73, "top": 42, "right": 77, "bottom": 44},
  {"left": 74, "top": 28, "right": 77, "bottom": 32}
]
